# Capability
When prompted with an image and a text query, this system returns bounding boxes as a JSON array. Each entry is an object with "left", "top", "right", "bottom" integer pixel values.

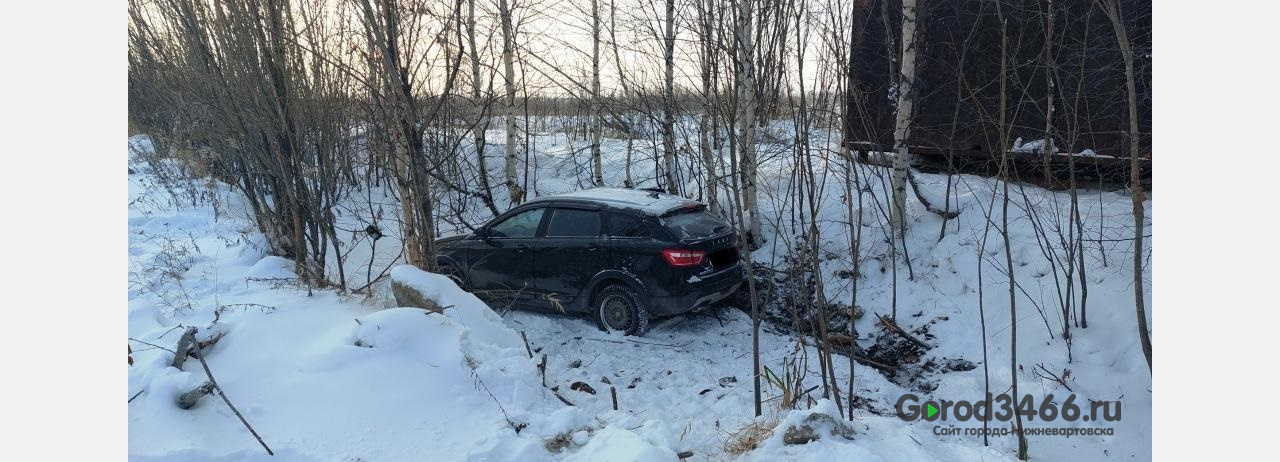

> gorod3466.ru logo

[{"left": 896, "top": 393, "right": 1121, "bottom": 422}]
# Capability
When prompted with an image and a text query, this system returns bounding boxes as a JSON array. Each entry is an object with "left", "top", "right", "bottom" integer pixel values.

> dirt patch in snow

[
  {"left": 860, "top": 316, "right": 976, "bottom": 392},
  {"left": 743, "top": 261, "right": 976, "bottom": 394}
]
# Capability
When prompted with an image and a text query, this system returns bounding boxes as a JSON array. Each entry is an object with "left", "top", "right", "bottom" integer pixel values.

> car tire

[{"left": 594, "top": 284, "right": 650, "bottom": 336}]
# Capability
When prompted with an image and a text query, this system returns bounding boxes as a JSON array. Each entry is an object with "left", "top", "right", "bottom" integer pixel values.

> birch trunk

[
  {"left": 736, "top": 0, "right": 762, "bottom": 244},
  {"left": 466, "top": 0, "right": 498, "bottom": 214},
  {"left": 889, "top": 0, "right": 920, "bottom": 235},
  {"left": 697, "top": 0, "right": 719, "bottom": 215},
  {"left": 731, "top": 0, "right": 762, "bottom": 417},
  {"left": 499, "top": 0, "right": 523, "bottom": 204},
  {"left": 662, "top": 0, "right": 678, "bottom": 194},
  {"left": 590, "top": 0, "right": 603, "bottom": 186}
]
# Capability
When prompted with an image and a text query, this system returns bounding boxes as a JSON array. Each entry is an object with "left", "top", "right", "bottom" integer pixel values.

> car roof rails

[{"left": 637, "top": 187, "right": 665, "bottom": 198}]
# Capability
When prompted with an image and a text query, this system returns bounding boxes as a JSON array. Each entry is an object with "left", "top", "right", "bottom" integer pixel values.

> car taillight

[{"left": 661, "top": 249, "right": 706, "bottom": 267}]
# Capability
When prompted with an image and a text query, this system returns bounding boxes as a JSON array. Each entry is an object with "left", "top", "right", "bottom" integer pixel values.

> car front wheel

[{"left": 594, "top": 284, "right": 650, "bottom": 336}]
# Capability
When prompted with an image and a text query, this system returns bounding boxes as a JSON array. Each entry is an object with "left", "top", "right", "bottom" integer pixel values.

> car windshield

[{"left": 661, "top": 209, "right": 730, "bottom": 240}]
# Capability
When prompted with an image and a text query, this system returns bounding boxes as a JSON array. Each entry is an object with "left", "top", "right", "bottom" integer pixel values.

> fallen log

[
  {"left": 177, "top": 382, "right": 214, "bottom": 409},
  {"left": 876, "top": 314, "right": 930, "bottom": 350},
  {"left": 170, "top": 327, "right": 197, "bottom": 370},
  {"left": 852, "top": 355, "right": 896, "bottom": 373},
  {"left": 189, "top": 331, "right": 225, "bottom": 357},
  {"left": 826, "top": 333, "right": 854, "bottom": 348}
]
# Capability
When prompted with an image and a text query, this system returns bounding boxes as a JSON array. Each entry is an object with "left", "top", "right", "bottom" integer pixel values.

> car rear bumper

[{"left": 648, "top": 264, "right": 745, "bottom": 316}]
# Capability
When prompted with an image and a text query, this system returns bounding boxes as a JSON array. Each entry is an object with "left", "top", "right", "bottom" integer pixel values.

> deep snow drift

[
  {"left": 130, "top": 152, "right": 560, "bottom": 460},
  {"left": 129, "top": 124, "right": 1151, "bottom": 461}
]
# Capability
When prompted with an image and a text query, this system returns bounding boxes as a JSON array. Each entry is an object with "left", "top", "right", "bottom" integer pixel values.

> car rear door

[
  {"left": 605, "top": 210, "right": 664, "bottom": 274},
  {"left": 531, "top": 205, "right": 609, "bottom": 312}
]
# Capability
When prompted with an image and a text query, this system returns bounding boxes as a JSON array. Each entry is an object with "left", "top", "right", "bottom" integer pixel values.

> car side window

[
  {"left": 489, "top": 208, "right": 545, "bottom": 238},
  {"left": 545, "top": 208, "right": 601, "bottom": 237},
  {"left": 607, "top": 212, "right": 653, "bottom": 238}
]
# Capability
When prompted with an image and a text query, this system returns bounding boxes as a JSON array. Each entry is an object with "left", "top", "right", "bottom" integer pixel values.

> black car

[{"left": 435, "top": 188, "right": 745, "bottom": 335}]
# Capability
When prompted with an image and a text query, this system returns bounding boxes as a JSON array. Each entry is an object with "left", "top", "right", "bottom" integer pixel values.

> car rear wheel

[{"left": 594, "top": 284, "right": 650, "bottom": 336}]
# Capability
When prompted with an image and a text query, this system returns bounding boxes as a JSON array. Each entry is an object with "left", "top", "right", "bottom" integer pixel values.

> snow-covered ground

[
  {"left": 128, "top": 122, "right": 1151, "bottom": 461},
  {"left": 129, "top": 160, "right": 557, "bottom": 460}
]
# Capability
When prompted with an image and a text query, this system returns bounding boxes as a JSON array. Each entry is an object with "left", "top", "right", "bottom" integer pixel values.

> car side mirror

[{"left": 475, "top": 227, "right": 490, "bottom": 240}]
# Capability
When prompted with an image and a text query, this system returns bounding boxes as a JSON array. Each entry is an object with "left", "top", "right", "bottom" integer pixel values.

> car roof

[{"left": 526, "top": 188, "right": 703, "bottom": 216}]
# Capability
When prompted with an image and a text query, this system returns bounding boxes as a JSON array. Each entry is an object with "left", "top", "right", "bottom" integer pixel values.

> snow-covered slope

[
  {"left": 129, "top": 151, "right": 569, "bottom": 460},
  {"left": 129, "top": 122, "right": 1151, "bottom": 461}
]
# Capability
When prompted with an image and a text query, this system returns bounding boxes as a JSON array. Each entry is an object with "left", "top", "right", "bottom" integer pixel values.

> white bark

[
  {"left": 697, "top": 0, "right": 718, "bottom": 215},
  {"left": 736, "top": 0, "right": 762, "bottom": 243},
  {"left": 499, "top": 0, "right": 523, "bottom": 204},
  {"left": 890, "top": 0, "right": 920, "bottom": 235},
  {"left": 591, "top": 0, "right": 603, "bottom": 186},
  {"left": 662, "top": 0, "right": 678, "bottom": 193},
  {"left": 466, "top": 0, "right": 496, "bottom": 212}
]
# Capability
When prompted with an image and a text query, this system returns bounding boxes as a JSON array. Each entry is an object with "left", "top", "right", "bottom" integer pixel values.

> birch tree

[
  {"left": 728, "top": 0, "right": 764, "bottom": 416},
  {"left": 499, "top": 0, "right": 525, "bottom": 204},
  {"left": 889, "top": 0, "right": 920, "bottom": 235},
  {"left": 590, "top": 0, "right": 604, "bottom": 186},
  {"left": 695, "top": 0, "right": 720, "bottom": 215},
  {"left": 661, "top": 0, "right": 679, "bottom": 193},
  {"left": 736, "top": 0, "right": 763, "bottom": 244},
  {"left": 465, "top": 0, "right": 500, "bottom": 215}
]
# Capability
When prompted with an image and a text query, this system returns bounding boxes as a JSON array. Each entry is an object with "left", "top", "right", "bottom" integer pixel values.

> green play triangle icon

[{"left": 926, "top": 403, "right": 938, "bottom": 418}]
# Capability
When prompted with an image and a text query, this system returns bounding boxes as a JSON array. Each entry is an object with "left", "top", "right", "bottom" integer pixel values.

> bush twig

[{"left": 191, "top": 328, "right": 274, "bottom": 456}]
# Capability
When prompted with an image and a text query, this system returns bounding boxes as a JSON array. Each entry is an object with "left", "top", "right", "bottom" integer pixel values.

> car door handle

[
  {"left": 514, "top": 244, "right": 529, "bottom": 253},
  {"left": 585, "top": 243, "right": 602, "bottom": 252}
]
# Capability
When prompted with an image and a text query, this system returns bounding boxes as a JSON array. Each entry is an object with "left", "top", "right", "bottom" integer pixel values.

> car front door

[
  {"left": 468, "top": 206, "right": 546, "bottom": 307},
  {"left": 531, "top": 206, "right": 609, "bottom": 312}
]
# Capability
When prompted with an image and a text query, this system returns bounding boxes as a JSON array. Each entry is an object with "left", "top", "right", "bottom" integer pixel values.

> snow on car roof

[{"left": 534, "top": 187, "right": 702, "bottom": 215}]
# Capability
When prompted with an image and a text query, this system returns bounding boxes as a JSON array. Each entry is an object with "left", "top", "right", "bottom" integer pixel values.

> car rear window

[
  {"left": 545, "top": 208, "right": 602, "bottom": 237},
  {"left": 607, "top": 212, "right": 655, "bottom": 238},
  {"left": 661, "top": 210, "right": 730, "bottom": 240}
]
